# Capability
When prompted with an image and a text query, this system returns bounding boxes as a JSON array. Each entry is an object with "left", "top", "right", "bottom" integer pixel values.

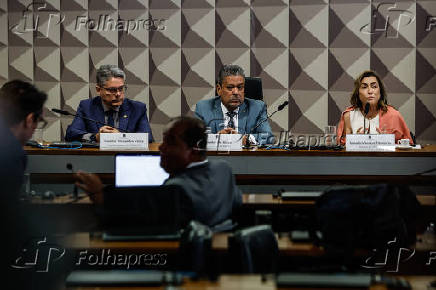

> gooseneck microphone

[
  {"left": 363, "top": 103, "right": 370, "bottom": 134},
  {"left": 244, "top": 100, "right": 289, "bottom": 148},
  {"left": 51, "top": 108, "right": 128, "bottom": 133},
  {"left": 251, "top": 100, "right": 289, "bottom": 133}
]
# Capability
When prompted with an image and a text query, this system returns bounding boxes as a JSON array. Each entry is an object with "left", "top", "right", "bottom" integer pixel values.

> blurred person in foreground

[{"left": 0, "top": 80, "right": 63, "bottom": 290}]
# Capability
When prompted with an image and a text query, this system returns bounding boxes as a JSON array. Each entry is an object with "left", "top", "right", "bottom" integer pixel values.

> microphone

[
  {"left": 251, "top": 100, "right": 289, "bottom": 133},
  {"left": 363, "top": 103, "right": 370, "bottom": 134},
  {"left": 278, "top": 101, "right": 289, "bottom": 111},
  {"left": 244, "top": 100, "right": 289, "bottom": 148},
  {"left": 51, "top": 108, "right": 128, "bottom": 133},
  {"left": 52, "top": 108, "right": 72, "bottom": 115}
]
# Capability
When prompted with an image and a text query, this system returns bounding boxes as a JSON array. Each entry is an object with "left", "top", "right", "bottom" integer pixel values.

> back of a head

[
  {"left": 171, "top": 116, "right": 207, "bottom": 156},
  {"left": 217, "top": 64, "right": 245, "bottom": 85},
  {"left": 0, "top": 80, "right": 47, "bottom": 127},
  {"left": 96, "top": 65, "right": 126, "bottom": 86}
]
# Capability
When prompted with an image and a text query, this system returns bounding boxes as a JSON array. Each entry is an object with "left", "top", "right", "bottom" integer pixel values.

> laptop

[
  {"left": 115, "top": 154, "right": 169, "bottom": 187},
  {"left": 102, "top": 185, "right": 184, "bottom": 241}
]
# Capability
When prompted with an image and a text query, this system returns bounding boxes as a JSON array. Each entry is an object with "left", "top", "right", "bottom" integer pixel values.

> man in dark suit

[
  {"left": 195, "top": 64, "right": 274, "bottom": 145},
  {"left": 76, "top": 117, "right": 242, "bottom": 227},
  {"left": 65, "top": 65, "right": 153, "bottom": 142}
]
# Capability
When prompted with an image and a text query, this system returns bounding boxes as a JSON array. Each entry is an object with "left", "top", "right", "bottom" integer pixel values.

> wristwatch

[{"left": 90, "top": 134, "right": 97, "bottom": 142}]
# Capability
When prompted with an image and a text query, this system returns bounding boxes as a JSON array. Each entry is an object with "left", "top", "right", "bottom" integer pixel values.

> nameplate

[
  {"left": 207, "top": 134, "right": 243, "bottom": 151},
  {"left": 346, "top": 134, "right": 395, "bottom": 151},
  {"left": 100, "top": 133, "right": 149, "bottom": 151}
]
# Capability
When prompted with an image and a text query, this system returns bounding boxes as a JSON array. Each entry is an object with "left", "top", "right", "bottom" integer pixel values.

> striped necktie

[{"left": 226, "top": 111, "right": 236, "bottom": 129}]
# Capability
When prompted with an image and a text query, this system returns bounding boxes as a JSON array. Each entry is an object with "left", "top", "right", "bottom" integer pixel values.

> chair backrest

[
  {"left": 178, "top": 220, "right": 213, "bottom": 275},
  {"left": 244, "top": 77, "right": 263, "bottom": 101},
  {"left": 228, "top": 224, "right": 278, "bottom": 273},
  {"left": 315, "top": 184, "right": 420, "bottom": 264}
]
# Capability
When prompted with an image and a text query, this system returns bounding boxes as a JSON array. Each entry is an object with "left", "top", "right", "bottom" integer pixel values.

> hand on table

[{"left": 95, "top": 126, "right": 120, "bottom": 142}]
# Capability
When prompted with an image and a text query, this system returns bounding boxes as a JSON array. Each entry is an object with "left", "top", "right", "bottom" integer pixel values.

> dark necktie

[
  {"left": 226, "top": 111, "right": 236, "bottom": 129},
  {"left": 106, "top": 110, "right": 115, "bottom": 128}
]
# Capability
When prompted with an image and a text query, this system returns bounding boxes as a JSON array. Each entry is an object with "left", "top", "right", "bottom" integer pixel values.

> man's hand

[
  {"left": 75, "top": 171, "right": 104, "bottom": 203},
  {"left": 96, "top": 126, "right": 120, "bottom": 142},
  {"left": 218, "top": 128, "right": 238, "bottom": 134},
  {"left": 242, "top": 134, "right": 247, "bottom": 146}
]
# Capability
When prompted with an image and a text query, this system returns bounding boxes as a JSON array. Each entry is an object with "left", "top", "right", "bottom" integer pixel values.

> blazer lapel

[
  {"left": 93, "top": 98, "right": 105, "bottom": 130},
  {"left": 118, "top": 101, "right": 130, "bottom": 132},
  {"left": 238, "top": 101, "right": 248, "bottom": 134},
  {"left": 212, "top": 98, "right": 223, "bottom": 132}
]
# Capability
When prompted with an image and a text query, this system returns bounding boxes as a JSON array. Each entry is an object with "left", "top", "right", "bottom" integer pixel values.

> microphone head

[
  {"left": 52, "top": 108, "right": 71, "bottom": 115},
  {"left": 66, "top": 163, "right": 73, "bottom": 171},
  {"left": 278, "top": 101, "right": 289, "bottom": 111},
  {"left": 364, "top": 103, "right": 370, "bottom": 115}
]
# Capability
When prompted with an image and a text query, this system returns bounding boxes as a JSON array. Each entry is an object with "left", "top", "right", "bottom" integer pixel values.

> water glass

[
  {"left": 32, "top": 128, "right": 44, "bottom": 145},
  {"left": 325, "top": 126, "right": 336, "bottom": 147}
]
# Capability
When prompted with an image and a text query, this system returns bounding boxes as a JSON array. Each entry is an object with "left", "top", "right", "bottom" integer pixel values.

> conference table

[
  {"left": 64, "top": 275, "right": 436, "bottom": 290},
  {"left": 25, "top": 144, "right": 436, "bottom": 185}
]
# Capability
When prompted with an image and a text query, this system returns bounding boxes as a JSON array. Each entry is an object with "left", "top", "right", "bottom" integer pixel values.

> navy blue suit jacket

[
  {"left": 195, "top": 97, "right": 274, "bottom": 144},
  {"left": 65, "top": 96, "right": 153, "bottom": 142}
]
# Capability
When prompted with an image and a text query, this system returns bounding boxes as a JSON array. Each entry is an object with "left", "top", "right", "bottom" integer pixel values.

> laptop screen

[{"left": 115, "top": 154, "right": 169, "bottom": 187}]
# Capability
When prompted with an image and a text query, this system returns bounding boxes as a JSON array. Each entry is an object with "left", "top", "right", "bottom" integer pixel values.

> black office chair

[
  {"left": 228, "top": 224, "right": 279, "bottom": 273},
  {"left": 178, "top": 220, "right": 213, "bottom": 276},
  {"left": 244, "top": 77, "right": 263, "bottom": 101}
]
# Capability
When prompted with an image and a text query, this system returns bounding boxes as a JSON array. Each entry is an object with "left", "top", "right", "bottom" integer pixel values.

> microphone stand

[
  {"left": 243, "top": 101, "right": 288, "bottom": 149},
  {"left": 363, "top": 103, "right": 370, "bottom": 134}
]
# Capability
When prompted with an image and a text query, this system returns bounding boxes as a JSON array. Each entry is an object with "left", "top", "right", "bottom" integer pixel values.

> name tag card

[
  {"left": 207, "top": 134, "right": 243, "bottom": 151},
  {"left": 100, "top": 133, "right": 149, "bottom": 151},
  {"left": 346, "top": 134, "right": 395, "bottom": 152}
]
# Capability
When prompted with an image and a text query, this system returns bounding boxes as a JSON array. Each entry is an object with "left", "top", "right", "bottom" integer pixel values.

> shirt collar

[
  {"left": 220, "top": 102, "right": 239, "bottom": 115},
  {"left": 186, "top": 159, "right": 208, "bottom": 169},
  {"left": 101, "top": 100, "right": 119, "bottom": 112}
]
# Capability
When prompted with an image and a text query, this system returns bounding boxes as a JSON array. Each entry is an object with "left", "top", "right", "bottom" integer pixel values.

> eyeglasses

[
  {"left": 36, "top": 117, "right": 48, "bottom": 129},
  {"left": 101, "top": 85, "right": 128, "bottom": 94}
]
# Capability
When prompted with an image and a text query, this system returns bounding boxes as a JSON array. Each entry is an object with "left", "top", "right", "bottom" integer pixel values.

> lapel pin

[{"left": 123, "top": 115, "right": 128, "bottom": 118}]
